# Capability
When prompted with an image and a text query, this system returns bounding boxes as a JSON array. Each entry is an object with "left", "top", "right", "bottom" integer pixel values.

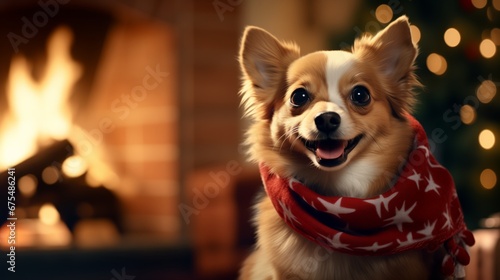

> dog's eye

[
  {"left": 290, "top": 88, "right": 310, "bottom": 107},
  {"left": 350, "top": 86, "right": 371, "bottom": 106}
]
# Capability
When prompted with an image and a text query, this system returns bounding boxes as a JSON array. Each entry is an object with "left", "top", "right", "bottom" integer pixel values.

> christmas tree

[{"left": 330, "top": 0, "right": 500, "bottom": 229}]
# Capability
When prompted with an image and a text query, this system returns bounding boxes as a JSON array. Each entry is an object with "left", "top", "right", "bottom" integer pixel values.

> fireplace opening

[{"left": 0, "top": 0, "right": 180, "bottom": 254}]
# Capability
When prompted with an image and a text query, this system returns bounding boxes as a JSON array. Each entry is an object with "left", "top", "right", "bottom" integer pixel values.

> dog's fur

[{"left": 238, "top": 16, "right": 449, "bottom": 280}]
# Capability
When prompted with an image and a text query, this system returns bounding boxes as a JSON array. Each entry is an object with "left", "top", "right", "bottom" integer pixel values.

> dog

[{"left": 237, "top": 16, "right": 473, "bottom": 280}]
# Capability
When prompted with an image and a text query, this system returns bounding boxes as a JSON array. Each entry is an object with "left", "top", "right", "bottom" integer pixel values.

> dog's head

[{"left": 239, "top": 16, "right": 421, "bottom": 196}]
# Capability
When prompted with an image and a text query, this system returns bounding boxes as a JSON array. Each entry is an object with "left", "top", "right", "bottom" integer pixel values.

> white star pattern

[
  {"left": 288, "top": 178, "right": 300, "bottom": 191},
  {"left": 319, "top": 232, "right": 351, "bottom": 250},
  {"left": 442, "top": 207, "right": 453, "bottom": 230},
  {"left": 317, "top": 197, "right": 355, "bottom": 218},
  {"left": 397, "top": 232, "right": 417, "bottom": 248},
  {"left": 278, "top": 200, "right": 301, "bottom": 226},
  {"left": 356, "top": 241, "right": 392, "bottom": 252},
  {"left": 417, "top": 145, "right": 446, "bottom": 169},
  {"left": 407, "top": 169, "right": 422, "bottom": 189},
  {"left": 365, "top": 192, "right": 398, "bottom": 218},
  {"left": 424, "top": 172, "right": 441, "bottom": 195},
  {"left": 384, "top": 202, "right": 417, "bottom": 232},
  {"left": 417, "top": 220, "right": 437, "bottom": 237},
  {"left": 397, "top": 229, "right": 435, "bottom": 248}
]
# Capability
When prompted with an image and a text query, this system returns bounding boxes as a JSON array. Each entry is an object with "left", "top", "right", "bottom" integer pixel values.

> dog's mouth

[{"left": 301, "top": 135, "right": 363, "bottom": 167}]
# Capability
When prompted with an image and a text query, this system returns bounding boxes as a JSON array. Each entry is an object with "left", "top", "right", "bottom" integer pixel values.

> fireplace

[
  {"left": 0, "top": 0, "right": 248, "bottom": 279},
  {"left": 0, "top": 0, "right": 180, "bottom": 253}
]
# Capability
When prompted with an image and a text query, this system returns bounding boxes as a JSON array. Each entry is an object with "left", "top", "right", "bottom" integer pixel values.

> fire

[{"left": 0, "top": 26, "right": 82, "bottom": 169}]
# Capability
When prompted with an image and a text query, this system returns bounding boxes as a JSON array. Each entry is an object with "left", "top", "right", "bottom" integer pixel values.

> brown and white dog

[{"left": 237, "top": 16, "right": 470, "bottom": 280}]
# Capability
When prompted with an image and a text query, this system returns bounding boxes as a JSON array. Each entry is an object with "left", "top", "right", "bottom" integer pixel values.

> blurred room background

[{"left": 0, "top": 0, "right": 498, "bottom": 279}]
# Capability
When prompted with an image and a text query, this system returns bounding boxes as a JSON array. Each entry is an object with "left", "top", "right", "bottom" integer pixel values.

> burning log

[{"left": 0, "top": 139, "right": 123, "bottom": 237}]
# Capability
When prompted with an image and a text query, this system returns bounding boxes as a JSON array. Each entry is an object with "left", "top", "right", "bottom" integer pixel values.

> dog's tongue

[{"left": 316, "top": 140, "right": 347, "bottom": 160}]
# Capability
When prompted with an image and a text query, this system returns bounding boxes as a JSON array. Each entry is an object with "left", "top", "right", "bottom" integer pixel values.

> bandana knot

[{"left": 260, "top": 116, "right": 474, "bottom": 278}]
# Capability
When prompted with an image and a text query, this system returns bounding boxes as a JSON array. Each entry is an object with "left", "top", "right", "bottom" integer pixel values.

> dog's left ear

[
  {"left": 239, "top": 26, "right": 300, "bottom": 119},
  {"left": 354, "top": 16, "right": 420, "bottom": 117}
]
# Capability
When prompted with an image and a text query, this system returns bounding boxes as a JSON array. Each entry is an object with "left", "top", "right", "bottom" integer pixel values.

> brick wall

[{"left": 76, "top": 19, "right": 180, "bottom": 240}]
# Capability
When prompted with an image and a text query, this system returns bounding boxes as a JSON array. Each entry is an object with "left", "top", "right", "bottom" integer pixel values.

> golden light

[
  {"left": 477, "top": 80, "right": 497, "bottom": 104},
  {"left": 460, "top": 105, "right": 476, "bottom": 125},
  {"left": 39, "top": 203, "right": 61, "bottom": 225},
  {"left": 410, "top": 25, "right": 421, "bottom": 44},
  {"left": 479, "top": 129, "right": 495, "bottom": 150},
  {"left": 494, "top": 0, "right": 500, "bottom": 11},
  {"left": 480, "top": 39, "right": 496, "bottom": 58},
  {"left": 42, "top": 166, "right": 60, "bottom": 185},
  {"left": 472, "top": 0, "right": 487, "bottom": 9},
  {"left": 480, "top": 169, "right": 497, "bottom": 189},
  {"left": 0, "top": 26, "right": 82, "bottom": 169},
  {"left": 18, "top": 174, "right": 37, "bottom": 197},
  {"left": 491, "top": 28, "right": 500, "bottom": 45},
  {"left": 375, "top": 4, "right": 393, "bottom": 24},
  {"left": 62, "top": 155, "right": 88, "bottom": 178},
  {"left": 444, "top": 28, "right": 461, "bottom": 47},
  {"left": 426, "top": 53, "right": 447, "bottom": 75}
]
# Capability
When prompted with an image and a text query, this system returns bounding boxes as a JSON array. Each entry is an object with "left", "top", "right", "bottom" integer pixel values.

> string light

[
  {"left": 410, "top": 25, "right": 421, "bottom": 44},
  {"left": 460, "top": 105, "right": 476, "bottom": 125},
  {"left": 42, "top": 166, "right": 60, "bottom": 184},
  {"left": 479, "top": 129, "right": 495, "bottom": 150},
  {"left": 494, "top": 0, "right": 500, "bottom": 11},
  {"left": 444, "top": 28, "right": 461, "bottom": 47},
  {"left": 18, "top": 174, "right": 37, "bottom": 197},
  {"left": 479, "top": 39, "right": 496, "bottom": 58},
  {"left": 480, "top": 169, "right": 497, "bottom": 189},
  {"left": 375, "top": 4, "right": 393, "bottom": 24},
  {"left": 472, "top": 0, "right": 487, "bottom": 9},
  {"left": 477, "top": 80, "right": 497, "bottom": 104},
  {"left": 426, "top": 53, "right": 447, "bottom": 75},
  {"left": 39, "top": 203, "right": 61, "bottom": 225},
  {"left": 491, "top": 28, "right": 500, "bottom": 46}
]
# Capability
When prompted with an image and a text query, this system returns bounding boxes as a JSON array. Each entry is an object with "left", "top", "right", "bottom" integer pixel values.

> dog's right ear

[{"left": 239, "top": 27, "right": 300, "bottom": 118}]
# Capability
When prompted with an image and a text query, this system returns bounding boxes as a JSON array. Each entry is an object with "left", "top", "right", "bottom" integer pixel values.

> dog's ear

[
  {"left": 369, "top": 16, "right": 417, "bottom": 79},
  {"left": 354, "top": 16, "right": 420, "bottom": 117},
  {"left": 239, "top": 26, "right": 300, "bottom": 119}
]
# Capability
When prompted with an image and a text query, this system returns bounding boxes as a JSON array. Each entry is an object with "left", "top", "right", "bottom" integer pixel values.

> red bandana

[{"left": 260, "top": 116, "right": 475, "bottom": 278}]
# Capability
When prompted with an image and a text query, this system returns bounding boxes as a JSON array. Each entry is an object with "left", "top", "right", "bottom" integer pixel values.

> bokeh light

[
  {"left": 42, "top": 166, "right": 60, "bottom": 185},
  {"left": 479, "top": 129, "right": 495, "bottom": 150},
  {"left": 480, "top": 39, "right": 496, "bottom": 58},
  {"left": 480, "top": 169, "right": 497, "bottom": 189},
  {"left": 410, "top": 25, "right": 421, "bottom": 44},
  {"left": 460, "top": 105, "right": 476, "bottom": 125},
  {"left": 62, "top": 155, "right": 88, "bottom": 178},
  {"left": 472, "top": 0, "right": 487, "bottom": 9},
  {"left": 375, "top": 4, "right": 393, "bottom": 24},
  {"left": 444, "top": 28, "right": 461, "bottom": 47},
  {"left": 477, "top": 80, "right": 497, "bottom": 104},
  {"left": 494, "top": 0, "right": 500, "bottom": 11},
  {"left": 39, "top": 203, "right": 61, "bottom": 225},
  {"left": 426, "top": 53, "right": 447, "bottom": 75},
  {"left": 18, "top": 174, "right": 37, "bottom": 197},
  {"left": 491, "top": 28, "right": 500, "bottom": 45}
]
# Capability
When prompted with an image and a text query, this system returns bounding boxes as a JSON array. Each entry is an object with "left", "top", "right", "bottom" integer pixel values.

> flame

[{"left": 0, "top": 26, "right": 82, "bottom": 169}]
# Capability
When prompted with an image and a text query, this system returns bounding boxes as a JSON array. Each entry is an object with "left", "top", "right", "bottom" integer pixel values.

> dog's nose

[{"left": 314, "top": 112, "right": 341, "bottom": 133}]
